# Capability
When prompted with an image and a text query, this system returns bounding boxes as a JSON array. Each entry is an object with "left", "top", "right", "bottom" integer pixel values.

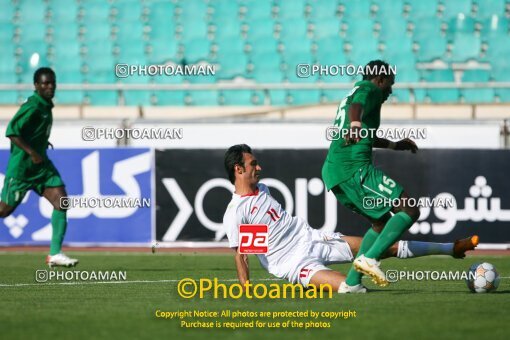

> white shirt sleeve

[{"left": 223, "top": 202, "right": 245, "bottom": 249}]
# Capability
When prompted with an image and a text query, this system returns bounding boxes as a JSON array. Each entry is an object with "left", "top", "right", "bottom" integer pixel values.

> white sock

[{"left": 397, "top": 241, "right": 453, "bottom": 258}]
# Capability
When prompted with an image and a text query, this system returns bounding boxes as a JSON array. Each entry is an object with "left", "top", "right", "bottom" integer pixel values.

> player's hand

[
  {"left": 396, "top": 138, "right": 418, "bottom": 153},
  {"left": 48, "top": 142, "right": 54, "bottom": 149},
  {"left": 31, "top": 152, "right": 44, "bottom": 164},
  {"left": 345, "top": 125, "right": 362, "bottom": 145}
]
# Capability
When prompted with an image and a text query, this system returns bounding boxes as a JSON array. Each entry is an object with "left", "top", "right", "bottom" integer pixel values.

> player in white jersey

[{"left": 223, "top": 144, "right": 478, "bottom": 293}]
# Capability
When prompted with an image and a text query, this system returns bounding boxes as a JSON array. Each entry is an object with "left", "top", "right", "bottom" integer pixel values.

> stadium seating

[{"left": 0, "top": 0, "right": 508, "bottom": 106}]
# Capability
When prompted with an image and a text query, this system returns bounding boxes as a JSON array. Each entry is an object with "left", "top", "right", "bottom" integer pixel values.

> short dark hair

[
  {"left": 224, "top": 144, "right": 252, "bottom": 184},
  {"left": 33, "top": 67, "right": 56, "bottom": 84},
  {"left": 362, "top": 60, "right": 395, "bottom": 81}
]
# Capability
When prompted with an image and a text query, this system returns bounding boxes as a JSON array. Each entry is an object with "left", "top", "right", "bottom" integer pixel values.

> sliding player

[
  {"left": 223, "top": 144, "right": 478, "bottom": 293},
  {"left": 0, "top": 67, "right": 78, "bottom": 268},
  {"left": 323, "top": 59, "right": 419, "bottom": 288}
]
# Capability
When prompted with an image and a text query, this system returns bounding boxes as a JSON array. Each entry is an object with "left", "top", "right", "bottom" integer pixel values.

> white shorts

[{"left": 283, "top": 230, "right": 354, "bottom": 287}]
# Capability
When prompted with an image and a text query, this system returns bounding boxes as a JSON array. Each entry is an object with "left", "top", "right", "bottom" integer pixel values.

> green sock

[
  {"left": 364, "top": 212, "right": 414, "bottom": 260},
  {"left": 50, "top": 210, "right": 67, "bottom": 255},
  {"left": 345, "top": 228, "right": 380, "bottom": 286}
]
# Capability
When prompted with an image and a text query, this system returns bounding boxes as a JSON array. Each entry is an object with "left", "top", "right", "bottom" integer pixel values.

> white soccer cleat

[
  {"left": 338, "top": 281, "right": 367, "bottom": 294},
  {"left": 46, "top": 253, "right": 79, "bottom": 268},
  {"left": 353, "top": 255, "right": 388, "bottom": 287}
]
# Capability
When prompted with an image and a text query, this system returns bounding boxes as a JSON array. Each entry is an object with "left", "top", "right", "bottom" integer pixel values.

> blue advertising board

[{"left": 0, "top": 148, "right": 153, "bottom": 245}]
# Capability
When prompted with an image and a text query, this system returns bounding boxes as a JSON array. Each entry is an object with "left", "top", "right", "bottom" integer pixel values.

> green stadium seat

[
  {"left": 113, "top": 1, "right": 142, "bottom": 22},
  {"left": 84, "top": 41, "right": 114, "bottom": 71},
  {"left": 49, "top": 0, "right": 78, "bottom": 23},
  {"left": 179, "top": 18, "right": 208, "bottom": 41},
  {"left": 52, "top": 41, "right": 81, "bottom": 72},
  {"left": 449, "top": 34, "right": 481, "bottom": 61},
  {"left": 496, "top": 89, "right": 510, "bottom": 102},
  {"left": 249, "top": 36, "right": 279, "bottom": 54},
  {"left": 153, "top": 73, "right": 185, "bottom": 106},
  {"left": 116, "top": 43, "right": 147, "bottom": 65},
  {"left": 148, "top": 40, "right": 179, "bottom": 63},
  {"left": 0, "top": 23, "right": 14, "bottom": 42},
  {"left": 18, "top": 0, "right": 46, "bottom": 22},
  {"left": 0, "top": 49, "right": 16, "bottom": 74},
  {"left": 343, "top": 17, "right": 375, "bottom": 38},
  {"left": 447, "top": 16, "right": 477, "bottom": 40},
  {"left": 281, "top": 37, "right": 312, "bottom": 55},
  {"left": 315, "top": 36, "right": 345, "bottom": 55},
  {"left": 220, "top": 90, "right": 254, "bottom": 105},
  {"left": 475, "top": 0, "right": 506, "bottom": 18},
  {"left": 347, "top": 36, "right": 382, "bottom": 64},
  {"left": 0, "top": 90, "right": 18, "bottom": 104},
  {"left": 405, "top": 0, "right": 439, "bottom": 18},
  {"left": 480, "top": 16, "right": 509, "bottom": 41},
  {"left": 312, "top": 18, "right": 341, "bottom": 39},
  {"left": 322, "top": 88, "right": 349, "bottom": 102},
  {"left": 383, "top": 36, "right": 414, "bottom": 60},
  {"left": 0, "top": 3, "right": 14, "bottom": 23},
  {"left": 213, "top": 18, "right": 242, "bottom": 40},
  {"left": 439, "top": 0, "right": 472, "bottom": 19},
  {"left": 83, "top": 22, "right": 111, "bottom": 42},
  {"left": 211, "top": 0, "right": 239, "bottom": 19},
  {"left": 18, "top": 22, "right": 46, "bottom": 42},
  {"left": 215, "top": 39, "right": 245, "bottom": 55},
  {"left": 123, "top": 90, "right": 152, "bottom": 106},
  {"left": 50, "top": 22, "right": 79, "bottom": 42},
  {"left": 415, "top": 38, "right": 447, "bottom": 62},
  {"left": 265, "top": 90, "right": 286, "bottom": 105},
  {"left": 393, "top": 66, "right": 421, "bottom": 82},
  {"left": 216, "top": 52, "right": 248, "bottom": 79},
  {"left": 86, "top": 91, "right": 118, "bottom": 105},
  {"left": 148, "top": 1, "right": 175, "bottom": 23},
  {"left": 114, "top": 22, "right": 146, "bottom": 49},
  {"left": 246, "top": 18, "right": 275, "bottom": 40},
  {"left": 81, "top": 1, "right": 111, "bottom": 22},
  {"left": 287, "top": 90, "right": 321, "bottom": 105},
  {"left": 390, "top": 89, "right": 411, "bottom": 103},
  {"left": 179, "top": 1, "right": 209, "bottom": 20},
  {"left": 279, "top": 18, "right": 308, "bottom": 40},
  {"left": 340, "top": 0, "right": 373, "bottom": 17},
  {"left": 243, "top": 0, "right": 273, "bottom": 21},
  {"left": 275, "top": 0, "right": 306, "bottom": 20},
  {"left": 423, "top": 69, "right": 460, "bottom": 103},
  {"left": 308, "top": 0, "right": 339, "bottom": 19},
  {"left": 54, "top": 72, "right": 84, "bottom": 105},
  {"left": 187, "top": 90, "right": 219, "bottom": 105},
  {"left": 374, "top": 0, "right": 405, "bottom": 18},
  {"left": 461, "top": 70, "right": 494, "bottom": 103},
  {"left": 378, "top": 17, "right": 409, "bottom": 40},
  {"left": 182, "top": 38, "right": 211, "bottom": 63},
  {"left": 250, "top": 51, "right": 282, "bottom": 77}
]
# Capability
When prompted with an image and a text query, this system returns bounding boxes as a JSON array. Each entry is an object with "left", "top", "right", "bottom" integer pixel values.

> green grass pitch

[{"left": 0, "top": 252, "right": 509, "bottom": 339}]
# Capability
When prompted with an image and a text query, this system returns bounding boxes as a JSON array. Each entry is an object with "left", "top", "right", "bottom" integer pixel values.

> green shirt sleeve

[
  {"left": 6, "top": 104, "right": 32, "bottom": 137},
  {"left": 351, "top": 86, "right": 379, "bottom": 114}
]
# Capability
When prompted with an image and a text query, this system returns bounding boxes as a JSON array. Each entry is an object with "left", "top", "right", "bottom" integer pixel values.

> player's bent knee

[{"left": 0, "top": 206, "right": 14, "bottom": 218}]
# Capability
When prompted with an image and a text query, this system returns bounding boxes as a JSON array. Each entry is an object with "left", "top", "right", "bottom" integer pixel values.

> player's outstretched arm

[
  {"left": 233, "top": 250, "right": 250, "bottom": 287},
  {"left": 8, "top": 136, "right": 43, "bottom": 164}
]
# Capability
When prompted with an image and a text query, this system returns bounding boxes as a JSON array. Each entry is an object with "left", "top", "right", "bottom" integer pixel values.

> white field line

[{"left": 0, "top": 278, "right": 281, "bottom": 288}]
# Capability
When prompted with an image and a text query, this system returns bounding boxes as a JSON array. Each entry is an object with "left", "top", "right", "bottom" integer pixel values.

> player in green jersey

[
  {"left": 0, "top": 67, "right": 78, "bottom": 268},
  {"left": 322, "top": 60, "right": 419, "bottom": 291}
]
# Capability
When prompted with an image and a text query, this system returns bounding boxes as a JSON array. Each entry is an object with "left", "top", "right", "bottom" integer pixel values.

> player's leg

[
  {"left": 382, "top": 235, "right": 479, "bottom": 259},
  {"left": 0, "top": 202, "right": 15, "bottom": 217},
  {"left": 41, "top": 180, "right": 78, "bottom": 267},
  {"left": 343, "top": 216, "right": 387, "bottom": 287},
  {"left": 363, "top": 191, "right": 420, "bottom": 260},
  {"left": 0, "top": 176, "right": 29, "bottom": 217}
]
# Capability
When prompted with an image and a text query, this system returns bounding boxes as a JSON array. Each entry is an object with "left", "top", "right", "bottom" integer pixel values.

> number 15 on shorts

[{"left": 239, "top": 224, "right": 268, "bottom": 254}]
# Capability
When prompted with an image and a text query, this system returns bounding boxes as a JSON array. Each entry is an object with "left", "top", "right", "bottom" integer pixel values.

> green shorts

[
  {"left": 1, "top": 168, "right": 65, "bottom": 208},
  {"left": 331, "top": 164, "right": 403, "bottom": 221}
]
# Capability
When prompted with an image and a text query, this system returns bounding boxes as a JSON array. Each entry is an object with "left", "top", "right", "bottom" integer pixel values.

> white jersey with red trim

[{"left": 223, "top": 183, "right": 320, "bottom": 280}]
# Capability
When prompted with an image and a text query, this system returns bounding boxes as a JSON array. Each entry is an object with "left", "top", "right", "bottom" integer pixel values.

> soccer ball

[{"left": 466, "top": 262, "right": 500, "bottom": 293}]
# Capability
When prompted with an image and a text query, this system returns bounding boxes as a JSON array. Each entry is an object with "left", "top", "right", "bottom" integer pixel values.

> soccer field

[{"left": 0, "top": 251, "right": 509, "bottom": 340}]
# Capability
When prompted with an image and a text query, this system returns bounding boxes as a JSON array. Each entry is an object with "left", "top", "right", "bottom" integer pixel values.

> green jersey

[
  {"left": 5, "top": 92, "right": 54, "bottom": 181},
  {"left": 322, "top": 80, "right": 383, "bottom": 189}
]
